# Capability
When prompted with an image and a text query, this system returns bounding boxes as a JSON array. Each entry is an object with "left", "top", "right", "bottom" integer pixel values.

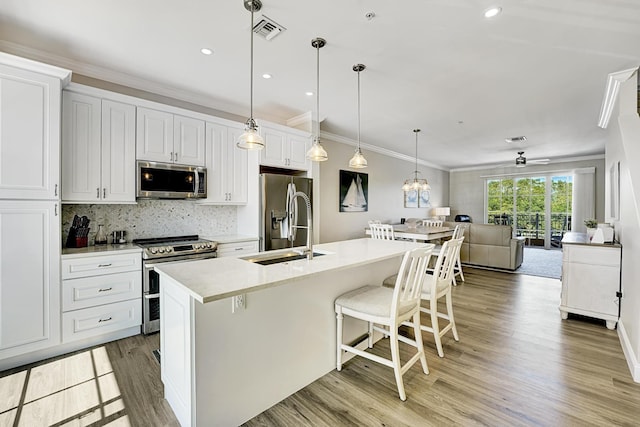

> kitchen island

[{"left": 155, "top": 238, "right": 425, "bottom": 426}]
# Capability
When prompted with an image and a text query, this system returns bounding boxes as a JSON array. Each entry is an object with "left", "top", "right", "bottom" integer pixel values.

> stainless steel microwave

[{"left": 137, "top": 161, "right": 207, "bottom": 199}]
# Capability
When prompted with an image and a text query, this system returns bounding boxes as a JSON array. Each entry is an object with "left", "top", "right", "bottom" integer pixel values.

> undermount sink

[{"left": 241, "top": 250, "right": 327, "bottom": 266}]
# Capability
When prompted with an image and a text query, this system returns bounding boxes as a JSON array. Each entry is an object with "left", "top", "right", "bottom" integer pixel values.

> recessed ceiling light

[
  {"left": 200, "top": 48, "right": 213, "bottom": 55},
  {"left": 484, "top": 6, "right": 502, "bottom": 18},
  {"left": 262, "top": 73, "right": 272, "bottom": 79},
  {"left": 305, "top": 91, "right": 314, "bottom": 96},
  {"left": 365, "top": 12, "right": 375, "bottom": 21}
]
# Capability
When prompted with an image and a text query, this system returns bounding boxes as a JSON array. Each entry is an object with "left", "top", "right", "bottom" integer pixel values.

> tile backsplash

[{"left": 62, "top": 201, "right": 236, "bottom": 246}]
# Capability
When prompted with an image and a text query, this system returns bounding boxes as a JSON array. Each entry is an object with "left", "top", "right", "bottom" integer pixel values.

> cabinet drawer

[
  {"left": 62, "top": 299, "right": 141, "bottom": 343},
  {"left": 63, "top": 271, "right": 142, "bottom": 311},
  {"left": 62, "top": 253, "right": 141, "bottom": 279},
  {"left": 217, "top": 241, "right": 259, "bottom": 258},
  {"left": 564, "top": 245, "right": 620, "bottom": 266}
]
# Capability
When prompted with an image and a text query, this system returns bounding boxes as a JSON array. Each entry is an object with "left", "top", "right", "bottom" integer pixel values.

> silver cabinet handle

[
  {"left": 144, "top": 293, "right": 160, "bottom": 300},
  {"left": 98, "top": 287, "right": 113, "bottom": 292},
  {"left": 170, "top": 151, "right": 174, "bottom": 162},
  {"left": 98, "top": 317, "right": 112, "bottom": 323},
  {"left": 103, "top": 188, "right": 106, "bottom": 198},
  {"left": 97, "top": 188, "right": 100, "bottom": 198},
  {"left": 55, "top": 184, "right": 58, "bottom": 196},
  {"left": 98, "top": 263, "right": 113, "bottom": 267},
  {"left": 55, "top": 204, "right": 58, "bottom": 216}
]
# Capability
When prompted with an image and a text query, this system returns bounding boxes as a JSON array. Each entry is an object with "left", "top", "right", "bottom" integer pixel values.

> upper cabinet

[
  {"left": 260, "top": 126, "right": 310, "bottom": 171},
  {"left": 62, "top": 91, "right": 136, "bottom": 203},
  {"left": 201, "top": 122, "right": 248, "bottom": 204},
  {"left": 0, "top": 54, "right": 71, "bottom": 200},
  {"left": 136, "top": 107, "right": 205, "bottom": 166}
]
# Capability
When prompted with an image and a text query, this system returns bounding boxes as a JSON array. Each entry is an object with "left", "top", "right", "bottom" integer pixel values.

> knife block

[{"left": 66, "top": 226, "right": 89, "bottom": 248}]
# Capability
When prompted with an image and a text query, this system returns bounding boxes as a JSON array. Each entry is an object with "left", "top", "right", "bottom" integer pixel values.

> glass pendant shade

[
  {"left": 307, "top": 137, "right": 328, "bottom": 161},
  {"left": 350, "top": 64, "right": 367, "bottom": 168},
  {"left": 237, "top": 118, "right": 264, "bottom": 149},
  {"left": 306, "top": 37, "right": 328, "bottom": 162},
  {"left": 349, "top": 148, "right": 368, "bottom": 168},
  {"left": 237, "top": 0, "right": 264, "bottom": 150},
  {"left": 403, "top": 129, "right": 430, "bottom": 191}
]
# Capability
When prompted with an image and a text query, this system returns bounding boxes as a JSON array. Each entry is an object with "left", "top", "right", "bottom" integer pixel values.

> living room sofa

[{"left": 444, "top": 222, "right": 525, "bottom": 270}]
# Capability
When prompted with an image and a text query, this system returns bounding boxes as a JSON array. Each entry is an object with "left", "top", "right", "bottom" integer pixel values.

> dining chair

[
  {"left": 451, "top": 224, "right": 466, "bottom": 285},
  {"left": 335, "top": 245, "right": 434, "bottom": 401},
  {"left": 404, "top": 237, "right": 464, "bottom": 357},
  {"left": 370, "top": 223, "right": 395, "bottom": 240},
  {"left": 422, "top": 219, "right": 443, "bottom": 227}
]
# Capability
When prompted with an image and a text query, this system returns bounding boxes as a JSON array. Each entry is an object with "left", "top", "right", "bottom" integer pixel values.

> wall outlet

[{"left": 232, "top": 294, "right": 246, "bottom": 313}]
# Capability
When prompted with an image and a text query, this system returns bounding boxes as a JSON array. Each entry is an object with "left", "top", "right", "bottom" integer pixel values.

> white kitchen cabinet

[
  {"left": 0, "top": 57, "right": 69, "bottom": 200},
  {"left": 137, "top": 107, "right": 205, "bottom": 166},
  {"left": 0, "top": 201, "right": 61, "bottom": 360},
  {"left": 62, "top": 92, "right": 136, "bottom": 203},
  {"left": 560, "top": 235, "right": 621, "bottom": 329},
  {"left": 201, "top": 122, "right": 248, "bottom": 204},
  {"left": 217, "top": 240, "right": 259, "bottom": 258},
  {"left": 61, "top": 251, "right": 142, "bottom": 343},
  {"left": 260, "top": 126, "right": 309, "bottom": 170}
]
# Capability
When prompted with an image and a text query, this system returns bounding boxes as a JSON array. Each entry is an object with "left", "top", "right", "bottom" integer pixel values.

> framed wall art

[
  {"left": 418, "top": 189, "right": 431, "bottom": 208},
  {"left": 340, "top": 170, "right": 368, "bottom": 212},
  {"left": 404, "top": 189, "right": 418, "bottom": 208}
]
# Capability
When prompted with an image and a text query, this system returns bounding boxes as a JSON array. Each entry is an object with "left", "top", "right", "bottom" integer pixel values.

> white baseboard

[{"left": 617, "top": 320, "right": 640, "bottom": 382}]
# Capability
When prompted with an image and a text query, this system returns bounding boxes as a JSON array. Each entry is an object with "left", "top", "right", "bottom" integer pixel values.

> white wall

[
  {"left": 605, "top": 72, "right": 640, "bottom": 382},
  {"left": 317, "top": 138, "right": 449, "bottom": 243},
  {"left": 449, "top": 159, "right": 606, "bottom": 224}
]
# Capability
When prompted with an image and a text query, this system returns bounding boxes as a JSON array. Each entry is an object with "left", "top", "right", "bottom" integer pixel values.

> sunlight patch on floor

[{"left": 0, "top": 346, "right": 131, "bottom": 426}]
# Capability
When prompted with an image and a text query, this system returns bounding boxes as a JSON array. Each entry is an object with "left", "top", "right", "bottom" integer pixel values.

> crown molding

[
  {"left": 450, "top": 154, "right": 605, "bottom": 173},
  {"left": 321, "top": 131, "right": 449, "bottom": 171},
  {"left": 0, "top": 50, "right": 71, "bottom": 84},
  {"left": 598, "top": 67, "right": 639, "bottom": 128}
]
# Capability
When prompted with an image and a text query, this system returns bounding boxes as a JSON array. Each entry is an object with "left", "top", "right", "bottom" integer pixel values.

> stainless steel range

[{"left": 134, "top": 235, "right": 218, "bottom": 334}]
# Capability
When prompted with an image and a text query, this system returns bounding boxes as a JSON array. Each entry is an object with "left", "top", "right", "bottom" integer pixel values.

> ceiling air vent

[
  {"left": 253, "top": 15, "right": 286, "bottom": 41},
  {"left": 505, "top": 136, "right": 527, "bottom": 143}
]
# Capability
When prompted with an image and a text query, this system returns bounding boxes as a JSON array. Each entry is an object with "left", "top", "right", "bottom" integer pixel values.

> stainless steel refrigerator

[{"left": 260, "top": 173, "right": 313, "bottom": 251}]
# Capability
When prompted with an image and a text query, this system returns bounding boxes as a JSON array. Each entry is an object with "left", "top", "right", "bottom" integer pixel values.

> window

[{"left": 486, "top": 174, "right": 572, "bottom": 247}]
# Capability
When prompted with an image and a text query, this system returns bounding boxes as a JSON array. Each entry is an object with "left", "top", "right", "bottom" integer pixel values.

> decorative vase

[{"left": 586, "top": 228, "right": 596, "bottom": 241}]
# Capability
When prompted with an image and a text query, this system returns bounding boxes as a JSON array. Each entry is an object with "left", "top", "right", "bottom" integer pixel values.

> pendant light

[
  {"left": 306, "top": 37, "right": 328, "bottom": 162},
  {"left": 349, "top": 64, "right": 368, "bottom": 168},
  {"left": 402, "top": 129, "right": 431, "bottom": 192},
  {"left": 237, "top": 0, "right": 265, "bottom": 150}
]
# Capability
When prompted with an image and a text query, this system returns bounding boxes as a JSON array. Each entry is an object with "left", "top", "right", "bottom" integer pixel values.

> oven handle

[{"left": 144, "top": 293, "right": 160, "bottom": 300}]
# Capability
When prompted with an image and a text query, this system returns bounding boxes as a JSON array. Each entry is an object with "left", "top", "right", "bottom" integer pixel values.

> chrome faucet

[{"left": 289, "top": 191, "right": 313, "bottom": 260}]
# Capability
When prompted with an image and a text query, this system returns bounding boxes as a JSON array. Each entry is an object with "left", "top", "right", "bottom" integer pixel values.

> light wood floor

[{"left": 2, "top": 268, "right": 639, "bottom": 426}]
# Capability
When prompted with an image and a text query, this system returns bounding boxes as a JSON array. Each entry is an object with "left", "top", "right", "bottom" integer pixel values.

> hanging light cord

[
  {"left": 356, "top": 69, "right": 361, "bottom": 151},
  {"left": 249, "top": 3, "right": 255, "bottom": 123},
  {"left": 316, "top": 42, "right": 320, "bottom": 141},
  {"left": 414, "top": 131, "right": 419, "bottom": 179}
]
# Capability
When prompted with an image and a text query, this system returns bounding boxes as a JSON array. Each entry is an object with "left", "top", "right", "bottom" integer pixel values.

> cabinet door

[
  {"left": 102, "top": 100, "right": 136, "bottom": 202},
  {"left": 203, "top": 123, "right": 247, "bottom": 205},
  {"left": 204, "top": 122, "right": 228, "bottom": 203},
  {"left": 287, "top": 134, "right": 310, "bottom": 170},
  {"left": 0, "top": 64, "right": 61, "bottom": 200},
  {"left": 260, "top": 127, "right": 287, "bottom": 168},
  {"left": 61, "top": 92, "right": 102, "bottom": 202},
  {"left": 227, "top": 127, "right": 248, "bottom": 204},
  {"left": 174, "top": 115, "right": 205, "bottom": 166},
  {"left": 0, "top": 201, "right": 60, "bottom": 359},
  {"left": 136, "top": 107, "right": 174, "bottom": 163}
]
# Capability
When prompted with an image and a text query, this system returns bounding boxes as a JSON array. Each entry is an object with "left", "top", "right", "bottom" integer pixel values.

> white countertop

[
  {"left": 155, "top": 238, "right": 427, "bottom": 304},
  {"left": 202, "top": 234, "right": 259, "bottom": 244},
  {"left": 62, "top": 243, "right": 142, "bottom": 258}
]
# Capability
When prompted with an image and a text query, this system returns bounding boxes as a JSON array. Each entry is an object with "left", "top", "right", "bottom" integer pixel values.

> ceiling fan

[{"left": 514, "top": 151, "right": 550, "bottom": 168}]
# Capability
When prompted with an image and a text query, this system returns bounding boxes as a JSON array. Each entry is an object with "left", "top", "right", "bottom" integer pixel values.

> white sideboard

[{"left": 560, "top": 232, "right": 621, "bottom": 329}]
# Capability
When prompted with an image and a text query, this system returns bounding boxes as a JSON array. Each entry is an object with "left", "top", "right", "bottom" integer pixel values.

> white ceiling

[{"left": 1, "top": 0, "right": 639, "bottom": 170}]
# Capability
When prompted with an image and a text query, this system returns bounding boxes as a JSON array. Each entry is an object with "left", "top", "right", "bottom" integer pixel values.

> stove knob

[
  {"left": 206, "top": 243, "right": 212, "bottom": 248},
  {"left": 150, "top": 247, "right": 158, "bottom": 254},
  {"left": 196, "top": 244, "right": 202, "bottom": 249},
  {"left": 158, "top": 247, "right": 165, "bottom": 253},
  {"left": 166, "top": 247, "right": 173, "bottom": 253}
]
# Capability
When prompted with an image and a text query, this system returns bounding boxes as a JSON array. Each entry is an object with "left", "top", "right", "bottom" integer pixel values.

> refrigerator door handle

[{"left": 286, "top": 182, "right": 298, "bottom": 241}]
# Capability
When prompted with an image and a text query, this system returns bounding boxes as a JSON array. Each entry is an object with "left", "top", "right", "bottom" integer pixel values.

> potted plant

[{"left": 584, "top": 219, "right": 598, "bottom": 240}]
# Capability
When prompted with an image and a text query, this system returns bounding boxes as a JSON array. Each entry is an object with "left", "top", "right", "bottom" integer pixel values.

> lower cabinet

[
  {"left": 217, "top": 240, "right": 259, "bottom": 258},
  {"left": 560, "top": 242, "right": 621, "bottom": 329},
  {"left": 61, "top": 251, "right": 142, "bottom": 343}
]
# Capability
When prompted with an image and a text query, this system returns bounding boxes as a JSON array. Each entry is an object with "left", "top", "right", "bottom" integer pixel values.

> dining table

[{"left": 365, "top": 224, "right": 454, "bottom": 242}]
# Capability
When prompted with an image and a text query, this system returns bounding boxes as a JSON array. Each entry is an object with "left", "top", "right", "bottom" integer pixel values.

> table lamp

[{"left": 434, "top": 207, "right": 450, "bottom": 222}]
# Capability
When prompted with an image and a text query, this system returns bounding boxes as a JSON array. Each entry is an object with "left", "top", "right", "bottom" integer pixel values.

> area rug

[{"left": 516, "top": 247, "right": 562, "bottom": 279}]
